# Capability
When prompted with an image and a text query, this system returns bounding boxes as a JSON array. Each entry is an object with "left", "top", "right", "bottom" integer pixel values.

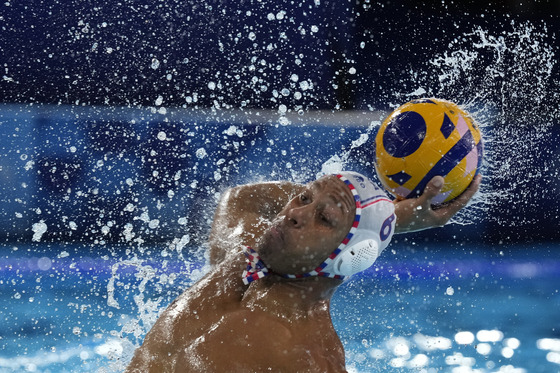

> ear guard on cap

[{"left": 330, "top": 238, "right": 379, "bottom": 277}]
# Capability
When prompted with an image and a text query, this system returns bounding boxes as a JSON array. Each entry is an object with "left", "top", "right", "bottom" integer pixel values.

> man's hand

[{"left": 394, "top": 175, "right": 482, "bottom": 233}]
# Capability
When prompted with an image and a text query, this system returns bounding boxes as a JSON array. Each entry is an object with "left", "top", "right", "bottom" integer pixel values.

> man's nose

[{"left": 285, "top": 205, "right": 311, "bottom": 228}]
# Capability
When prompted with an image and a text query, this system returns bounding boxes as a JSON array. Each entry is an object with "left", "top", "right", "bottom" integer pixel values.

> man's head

[{"left": 257, "top": 171, "right": 395, "bottom": 280}]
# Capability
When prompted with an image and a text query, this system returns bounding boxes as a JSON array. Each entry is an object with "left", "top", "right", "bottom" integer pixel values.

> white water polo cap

[
  {"left": 242, "top": 172, "right": 396, "bottom": 285},
  {"left": 281, "top": 171, "right": 397, "bottom": 281},
  {"left": 320, "top": 172, "right": 396, "bottom": 278}
]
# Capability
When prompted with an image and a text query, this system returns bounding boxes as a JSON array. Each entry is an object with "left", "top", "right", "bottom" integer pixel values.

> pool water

[
  {"left": 1, "top": 243, "right": 559, "bottom": 372},
  {"left": 335, "top": 243, "right": 560, "bottom": 373}
]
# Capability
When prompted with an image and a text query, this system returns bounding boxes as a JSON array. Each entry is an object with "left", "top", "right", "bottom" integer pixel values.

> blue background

[{"left": 0, "top": 0, "right": 559, "bottom": 245}]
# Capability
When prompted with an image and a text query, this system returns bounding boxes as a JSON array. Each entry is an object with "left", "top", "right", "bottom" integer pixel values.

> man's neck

[{"left": 240, "top": 275, "right": 341, "bottom": 320}]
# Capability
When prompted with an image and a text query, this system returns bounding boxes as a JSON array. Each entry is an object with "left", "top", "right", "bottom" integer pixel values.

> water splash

[
  {"left": 393, "top": 21, "right": 559, "bottom": 226},
  {"left": 320, "top": 124, "right": 377, "bottom": 177}
]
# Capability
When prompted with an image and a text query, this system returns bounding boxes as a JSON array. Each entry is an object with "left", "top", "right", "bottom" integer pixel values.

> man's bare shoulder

[{"left": 126, "top": 250, "right": 247, "bottom": 372}]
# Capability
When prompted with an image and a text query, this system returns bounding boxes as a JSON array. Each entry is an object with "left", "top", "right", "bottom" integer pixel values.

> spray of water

[
  {"left": 388, "top": 21, "right": 559, "bottom": 226},
  {"left": 105, "top": 20, "right": 559, "bottom": 372}
]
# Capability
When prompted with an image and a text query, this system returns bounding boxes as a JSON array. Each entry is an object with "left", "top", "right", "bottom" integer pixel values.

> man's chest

[{"left": 177, "top": 308, "right": 345, "bottom": 372}]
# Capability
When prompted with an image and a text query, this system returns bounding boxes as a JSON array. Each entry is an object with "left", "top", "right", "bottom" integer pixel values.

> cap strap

[{"left": 242, "top": 247, "right": 270, "bottom": 285}]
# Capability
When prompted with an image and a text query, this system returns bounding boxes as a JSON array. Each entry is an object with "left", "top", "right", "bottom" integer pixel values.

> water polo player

[{"left": 126, "top": 172, "right": 481, "bottom": 372}]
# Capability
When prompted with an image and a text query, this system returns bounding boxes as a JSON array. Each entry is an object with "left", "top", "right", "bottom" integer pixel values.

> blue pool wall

[{"left": 1, "top": 105, "right": 559, "bottom": 245}]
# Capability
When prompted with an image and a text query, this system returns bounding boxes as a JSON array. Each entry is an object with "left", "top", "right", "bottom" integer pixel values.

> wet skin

[
  {"left": 126, "top": 176, "right": 356, "bottom": 373},
  {"left": 126, "top": 174, "right": 481, "bottom": 372}
]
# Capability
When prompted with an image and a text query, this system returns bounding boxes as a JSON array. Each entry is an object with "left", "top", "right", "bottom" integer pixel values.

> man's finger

[{"left": 418, "top": 176, "right": 445, "bottom": 208}]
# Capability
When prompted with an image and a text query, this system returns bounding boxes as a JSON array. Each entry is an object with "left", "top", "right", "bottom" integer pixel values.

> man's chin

[{"left": 254, "top": 233, "right": 283, "bottom": 266}]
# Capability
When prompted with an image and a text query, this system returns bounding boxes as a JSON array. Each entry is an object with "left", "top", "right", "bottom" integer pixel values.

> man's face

[{"left": 256, "top": 175, "right": 356, "bottom": 275}]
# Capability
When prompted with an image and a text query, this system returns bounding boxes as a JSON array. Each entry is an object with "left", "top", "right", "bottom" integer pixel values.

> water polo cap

[
  {"left": 242, "top": 172, "right": 397, "bottom": 285},
  {"left": 282, "top": 171, "right": 396, "bottom": 281}
]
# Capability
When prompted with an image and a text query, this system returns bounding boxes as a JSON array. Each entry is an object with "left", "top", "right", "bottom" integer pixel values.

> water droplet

[
  {"left": 196, "top": 148, "right": 207, "bottom": 159},
  {"left": 32, "top": 221, "right": 48, "bottom": 242}
]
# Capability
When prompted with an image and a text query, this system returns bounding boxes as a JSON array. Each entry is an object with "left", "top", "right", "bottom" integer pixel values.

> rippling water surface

[{"left": 1, "top": 243, "right": 558, "bottom": 372}]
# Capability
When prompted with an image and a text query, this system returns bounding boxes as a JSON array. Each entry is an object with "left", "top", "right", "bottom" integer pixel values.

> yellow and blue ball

[{"left": 374, "top": 98, "right": 483, "bottom": 204}]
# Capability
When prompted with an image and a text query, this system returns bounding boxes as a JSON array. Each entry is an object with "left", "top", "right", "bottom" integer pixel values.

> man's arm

[
  {"left": 394, "top": 175, "right": 482, "bottom": 233},
  {"left": 208, "top": 181, "right": 305, "bottom": 265}
]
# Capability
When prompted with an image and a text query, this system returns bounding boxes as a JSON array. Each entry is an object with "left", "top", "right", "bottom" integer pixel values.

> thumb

[{"left": 418, "top": 176, "right": 444, "bottom": 207}]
